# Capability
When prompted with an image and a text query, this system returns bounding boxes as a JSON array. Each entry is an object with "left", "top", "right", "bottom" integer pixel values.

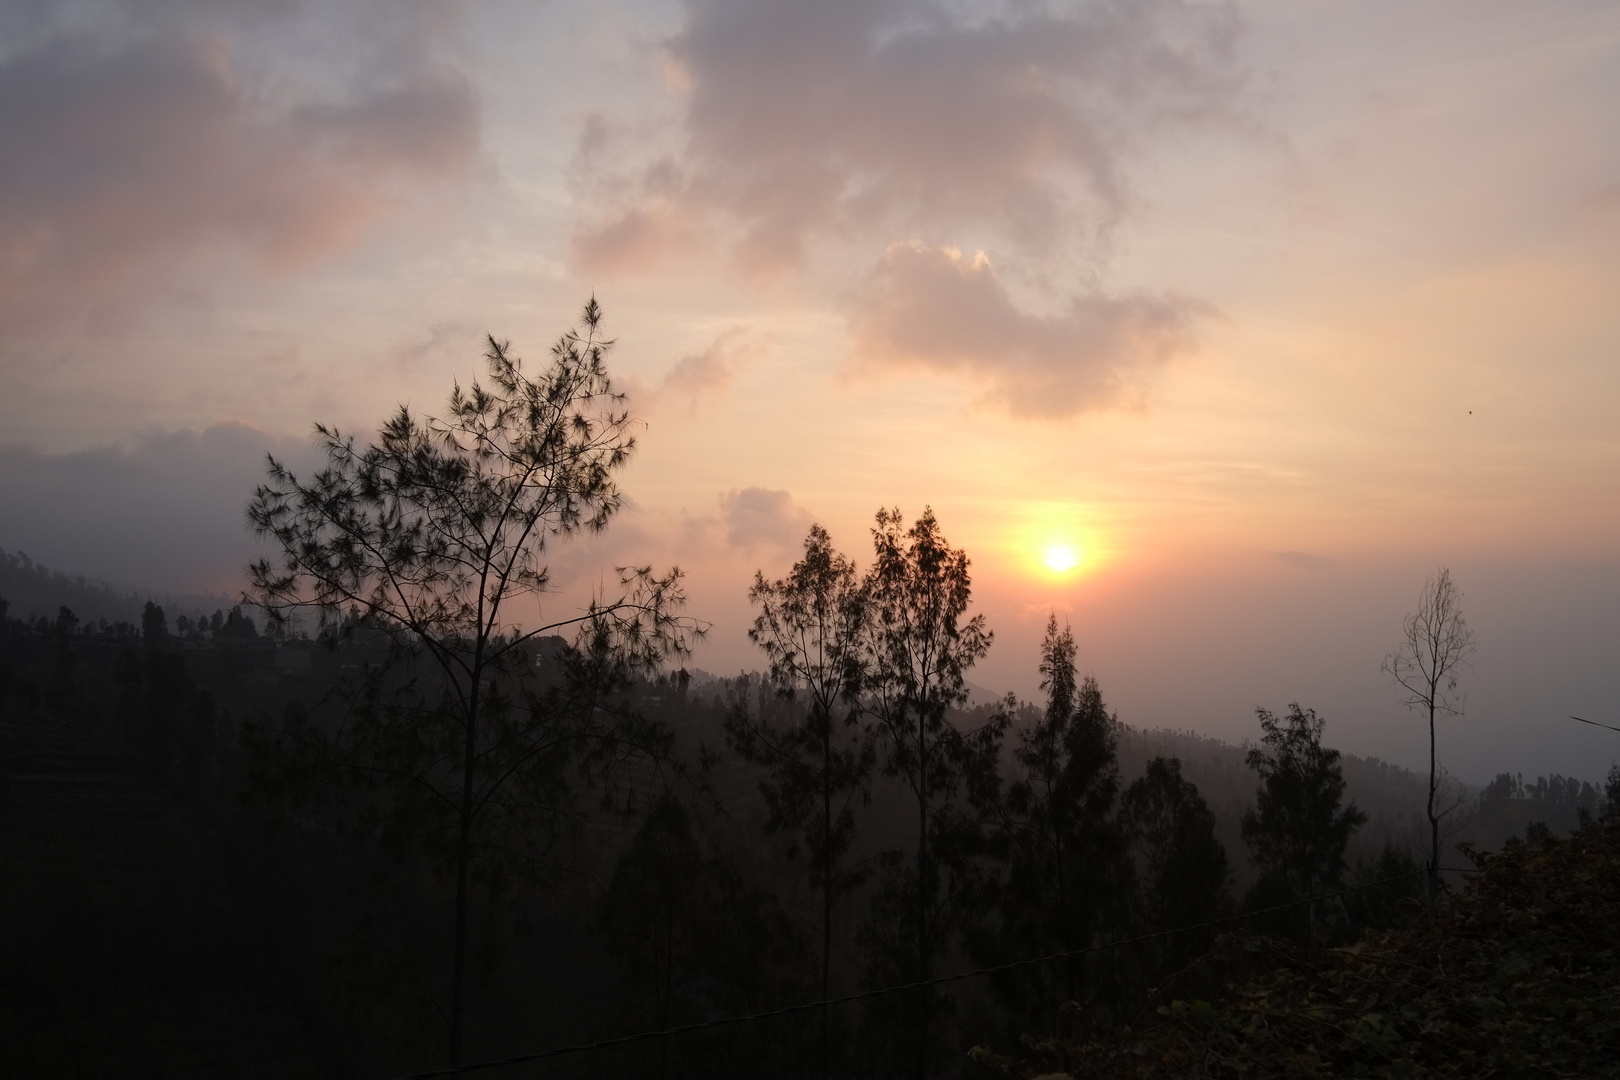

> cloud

[
  {"left": 662, "top": 339, "right": 734, "bottom": 401},
  {"left": 390, "top": 320, "right": 480, "bottom": 374},
  {"left": 572, "top": 203, "right": 700, "bottom": 277},
  {"left": 717, "top": 487, "right": 813, "bottom": 551},
  {"left": 572, "top": 0, "right": 1236, "bottom": 416},
  {"left": 543, "top": 487, "right": 813, "bottom": 601},
  {"left": 575, "top": 0, "right": 1241, "bottom": 273},
  {"left": 0, "top": 422, "right": 321, "bottom": 595},
  {"left": 848, "top": 242, "right": 1205, "bottom": 416},
  {"left": 625, "top": 327, "right": 752, "bottom": 413},
  {"left": 0, "top": 422, "right": 715, "bottom": 633},
  {"left": 0, "top": 1, "right": 478, "bottom": 338}
]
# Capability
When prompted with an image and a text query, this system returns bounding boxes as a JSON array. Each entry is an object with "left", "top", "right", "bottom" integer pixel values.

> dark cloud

[
  {"left": 849, "top": 241, "right": 1205, "bottom": 416},
  {"left": 575, "top": 0, "right": 1241, "bottom": 272},
  {"left": 0, "top": 423, "right": 320, "bottom": 595},
  {"left": 0, "top": 421, "right": 683, "bottom": 630},
  {"left": 0, "top": 0, "right": 478, "bottom": 337}
]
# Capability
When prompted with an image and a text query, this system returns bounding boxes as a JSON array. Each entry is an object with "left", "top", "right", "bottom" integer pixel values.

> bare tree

[
  {"left": 246, "top": 299, "right": 699, "bottom": 1064},
  {"left": 1382, "top": 567, "right": 1475, "bottom": 909}
]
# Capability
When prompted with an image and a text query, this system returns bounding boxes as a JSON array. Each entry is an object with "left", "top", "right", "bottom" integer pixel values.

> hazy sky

[{"left": 3, "top": 0, "right": 1618, "bottom": 782}]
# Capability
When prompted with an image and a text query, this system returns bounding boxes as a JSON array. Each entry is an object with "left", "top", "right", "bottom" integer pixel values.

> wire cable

[
  {"left": 1569, "top": 715, "right": 1620, "bottom": 734},
  {"left": 393, "top": 866, "right": 1447, "bottom": 1080}
]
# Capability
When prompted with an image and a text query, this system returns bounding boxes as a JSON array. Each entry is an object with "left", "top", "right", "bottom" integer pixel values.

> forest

[{"left": 1, "top": 305, "right": 1615, "bottom": 1080}]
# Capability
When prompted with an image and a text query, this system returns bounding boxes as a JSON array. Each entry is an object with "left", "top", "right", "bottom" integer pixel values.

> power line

[
  {"left": 1569, "top": 715, "right": 1620, "bottom": 735},
  {"left": 392, "top": 867, "right": 1445, "bottom": 1080}
]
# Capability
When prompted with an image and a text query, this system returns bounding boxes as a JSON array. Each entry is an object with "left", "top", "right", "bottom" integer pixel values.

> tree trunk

[
  {"left": 660, "top": 913, "right": 672, "bottom": 1080},
  {"left": 1054, "top": 799, "right": 1073, "bottom": 1009},
  {"left": 821, "top": 706, "right": 832, "bottom": 1080},
  {"left": 1426, "top": 697, "right": 1439, "bottom": 912},
  {"left": 449, "top": 657, "right": 482, "bottom": 1065},
  {"left": 915, "top": 715, "right": 930, "bottom": 1080}
]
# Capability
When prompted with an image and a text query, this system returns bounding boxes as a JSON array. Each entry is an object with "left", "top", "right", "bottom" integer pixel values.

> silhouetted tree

[
  {"left": 115, "top": 643, "right": 220, "bottom": 793},
  {"left": 141, "top": 601, "right": 167, "bottom": 644},
  {"left": 1122, "top": 754, "right": 1230, "bottom": 968},
  {"left": 1344, "top": 840, "right": 1421, "bottom": 932},
  {"left": 219, "top": 605, "right": 259, "bottom": 641},
  {"left": 44, "top": 607, "right": 79, "bottom": 721},
  {"left": 1383, "top": 567, "right": 1474, "bottom": 910},
  {"left": 1481, "top": 771, "right": 1520, "bottom": 807},
  {"left": 966, "top": 617, "right": 1126, "bottom": 1033},
  {"left": 599, "top": 794, "right": 809, "bottom": 1079},
  {"left": 1380, "top": 566, "right": 1470, "bottom": 913},
  {"left": 245, "top": 299, "right": 698, "bottom": 1064},
  {"left": 178, "top": 688, "right": 220, "bottom": 793},
  {"left": 859, "top": 507, "right": 991, "bottom": 1080},
  {"left": 725, "top": 523, "right": 872, "bottom": 1079},
  {"left": 1242, "top": 704, "right": 1366, "bottom": 935}
]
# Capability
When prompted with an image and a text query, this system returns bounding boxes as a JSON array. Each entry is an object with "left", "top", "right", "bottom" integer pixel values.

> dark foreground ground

[
  {"left": 5, "top": 703, "right": 1615, "bottom": 1079},
  {"left": 0, "top": 719, "right": 323, "bottom": 1078},
  {"left": 982, "top": 815, "right": 1620, "bottom": 1079}
]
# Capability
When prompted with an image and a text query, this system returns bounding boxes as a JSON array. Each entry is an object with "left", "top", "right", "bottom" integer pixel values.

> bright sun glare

[
  {"left": 1043, "top": 543, "right": 1080, "bottom": 573},
  {"left": 1012, "top": 504, "right": 1101, "bottom": 579}
]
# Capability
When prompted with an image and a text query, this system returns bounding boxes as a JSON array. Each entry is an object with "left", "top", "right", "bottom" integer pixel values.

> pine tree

[
  {"left": 725, "top": 523, "right": 872, "bottom": 1079},
  {"left": 1122, "top": 755, "right": 1230, "bottom": 969},
  {"left": 245, "top": 300, "right": 698, "bottom": 1063},
  {"left": 860, "top": 507, "right": 992, "bottom": 1080},
  {"left": 1242, "top": 704, "right": 1366, "bottom": 935},
  {"left": 973, "top": 616, "right": 1128, "bottom": 1031}
]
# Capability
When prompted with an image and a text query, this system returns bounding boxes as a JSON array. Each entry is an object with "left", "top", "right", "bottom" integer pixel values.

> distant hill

[
  {"left": 681, "top": 670, "right": 1578, "bottom": 884},
  {"left": 1117, "top": 725, "right": 1438, "bottom": 885},
  {"left": 0, "top": 549, "right": 241, "bottom": 628}
]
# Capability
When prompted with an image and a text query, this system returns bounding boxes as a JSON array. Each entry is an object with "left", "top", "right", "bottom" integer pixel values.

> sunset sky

[{"left": 3, "top": 0, "right": 1618, "bottom": 782}]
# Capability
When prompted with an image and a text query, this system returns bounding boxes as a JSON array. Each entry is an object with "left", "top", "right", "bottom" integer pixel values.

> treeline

[
  {"left": 3, "top": 550, "right": 1615, "bottom": 1077},
  {"left": 0, "top": 596, "right": 268, "bottom": 796},
  {"left": 4, "top": 556, "right": 1615, "bottom": 1078},
  {"left": 1480, "top": 770, "right": 1605, "bottom": 814},
  {"left": 547, "top": 518, "right": 1426, "bottom": 1078},
  {"left": 0, "top": 547, "right": 236, "bottom": 630}
]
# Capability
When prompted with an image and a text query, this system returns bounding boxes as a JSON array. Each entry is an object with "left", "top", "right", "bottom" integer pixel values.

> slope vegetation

[{"left": 989, "top": 817, "right": 1620, "bottom": 1079}]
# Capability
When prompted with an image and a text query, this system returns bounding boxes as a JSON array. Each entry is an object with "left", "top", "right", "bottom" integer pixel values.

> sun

[
  {"left": 1043, "top": 543, "right": 1080, "bottom": 573},
  {"left": 1005, "top": 502, "right": 1107, "bottom": 580}
]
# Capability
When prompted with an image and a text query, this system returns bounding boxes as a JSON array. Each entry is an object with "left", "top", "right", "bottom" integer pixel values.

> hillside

[
  {"left": 1116, "top": 726, "right": 1438, "bottom": 888},
  {"left": 983, "top": 816, "right": 1620, "bottom": 1079},
  {"left": 1, "top": 569, "right": 1604, "bottom": 1077},
  {"left": 0, "top": 549, "right": 239, "bottom": 629}
]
